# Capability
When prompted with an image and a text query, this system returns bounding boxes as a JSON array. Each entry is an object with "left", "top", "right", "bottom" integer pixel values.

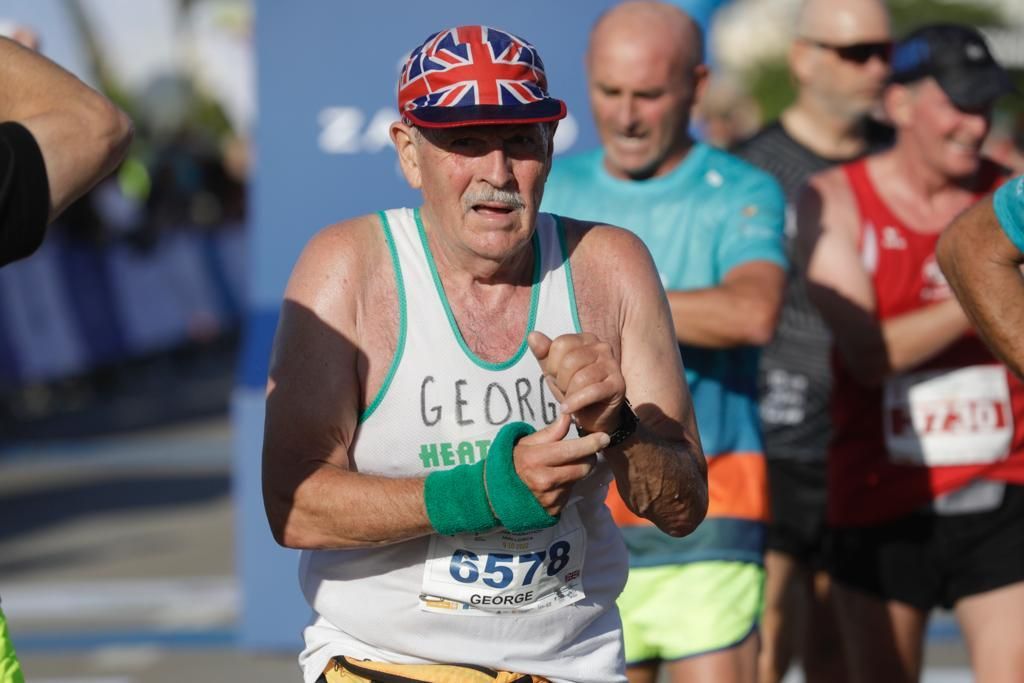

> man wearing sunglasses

[
  {"left": 732, "top": 1, "right": 891, "bottom": 681},
  {"left": 798, "top": 24, "right": 1022, "bottom": 683},
  {"left": 802, "top": 39, "right": 892, "bottom": 67}
]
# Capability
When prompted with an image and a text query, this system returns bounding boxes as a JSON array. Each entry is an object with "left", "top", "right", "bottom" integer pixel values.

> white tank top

[{"left": 298, "top": 208, "right": 628, "bottom": 683}]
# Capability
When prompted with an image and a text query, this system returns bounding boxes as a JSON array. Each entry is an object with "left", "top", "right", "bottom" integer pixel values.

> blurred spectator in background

[
  {"left": 939, "top": 175, "right": 1024, "bottom": 378},
  {"left": 799, "top": 24, "right": 1022, "bottom": 683},
  {"left": 731, "top": 1, "right": 891, "bottom": 681},
  {"left": 0, "top": 27, "right": 132, "bottom": 683},
  {"left": 543, "top": 3, "right": 786, "bottom": 681},
  {"left": 694, "top": 75, "right": 762, "bottom": 148}
]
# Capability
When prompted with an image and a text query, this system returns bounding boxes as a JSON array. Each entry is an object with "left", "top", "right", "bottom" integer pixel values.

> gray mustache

[{"left": 463, "top": 189, "right": 526, "bottom": 211}]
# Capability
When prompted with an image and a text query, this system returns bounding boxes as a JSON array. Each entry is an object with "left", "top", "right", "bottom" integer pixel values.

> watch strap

[{"left": 577, "top": 399, "right": 638, "bottom": 447}]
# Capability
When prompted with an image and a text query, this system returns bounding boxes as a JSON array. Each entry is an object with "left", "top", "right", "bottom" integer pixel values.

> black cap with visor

[{"left": 889, "top": 24, "right": 1016, "bottom": 110}]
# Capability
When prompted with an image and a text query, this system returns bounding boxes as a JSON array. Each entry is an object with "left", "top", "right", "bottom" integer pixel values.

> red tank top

[{"left": 828, "top": 158, "right": 1024, "bottom": 527}]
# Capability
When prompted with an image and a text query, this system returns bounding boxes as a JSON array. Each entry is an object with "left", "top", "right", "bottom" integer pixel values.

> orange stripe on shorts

[{"left": 605, "top": 451, "right": 769, "bottom": 527}]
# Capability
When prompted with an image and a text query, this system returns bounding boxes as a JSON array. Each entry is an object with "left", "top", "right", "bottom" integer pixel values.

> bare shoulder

[
  {"left": 798, "top": 164, "right": 859, "bottom": 242},
  {"left": 285, "top": 213, "right": 392, "bottom": 327},
  {"left": 279, "top": 213, "right": 398, "bottom": 375},
  {"left": 559, "top": 216, "right": 659, "bottom": 279},
  {"left": 806, "top": 165, "right": 856, "bottom": 211},
  {"left": 287, "top": 214, "right": 385, "bottom": 298},
  {"left": 557, "top": 217, "right": 664, "bottom": 345},
  {"left": 807, "top": 164, "right": 849, "bottom": 193},
  {"left": 274, "top": 212, "right": 398, "bottom": 412}
]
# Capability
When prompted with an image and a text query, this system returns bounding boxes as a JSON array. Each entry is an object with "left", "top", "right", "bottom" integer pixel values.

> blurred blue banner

[{"left": 239, "top": 0, "right": 731, "bottom": 651}]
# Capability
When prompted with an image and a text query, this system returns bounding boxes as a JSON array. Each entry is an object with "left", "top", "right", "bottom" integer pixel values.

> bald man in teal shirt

[{"left": 541, "top": 3, "right": 785, "bottom": 681}]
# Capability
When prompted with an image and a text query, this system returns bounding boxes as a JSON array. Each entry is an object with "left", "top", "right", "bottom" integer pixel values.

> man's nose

[
  {"left": 864, "top": 51, "right": 891, "bottom": 81},
  {"left": 480, "top": 146, "right": 514, "bottom": 187},
  {"left": 615, "top": 94, "right": 638, "bottom": 131}
]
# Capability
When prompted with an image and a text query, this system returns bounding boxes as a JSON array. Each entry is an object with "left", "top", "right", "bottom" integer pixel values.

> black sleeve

[{"left": 0, "top": 121, "right": 51, "bottom": 267}]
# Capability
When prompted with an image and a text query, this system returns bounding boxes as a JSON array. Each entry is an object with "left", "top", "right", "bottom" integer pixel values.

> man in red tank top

[{"left": 796, "top": 24, "right": 1022, "bottom": 683}]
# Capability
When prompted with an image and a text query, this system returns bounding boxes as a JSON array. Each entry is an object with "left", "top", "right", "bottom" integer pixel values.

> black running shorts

[{"left": 826, "top": 483, "right": 1024, "bottom": 610}]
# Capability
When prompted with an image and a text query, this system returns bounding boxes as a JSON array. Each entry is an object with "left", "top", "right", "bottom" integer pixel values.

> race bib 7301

[{"left": 884, "top": 365, "right": 1013, "bottom": 467}]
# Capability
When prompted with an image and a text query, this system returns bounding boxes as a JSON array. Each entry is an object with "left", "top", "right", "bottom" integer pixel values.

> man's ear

[
  {"left": 884, "top": 84, "right": 912, "bottom": 128},
  {"left": 691, "top": 63, "right": 711, "bottom": 107},
  {"left": 390, "top": 121, "right": 422, "bottom": 189},
  {"left": 788, "top": 40, "right": 816, "bottom": 87}
]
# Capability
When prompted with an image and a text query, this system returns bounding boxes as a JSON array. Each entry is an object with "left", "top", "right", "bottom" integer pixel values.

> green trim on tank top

[
  {"left": 554, "top": 215, "right": 582, "bottom": 334},
  {"left": 414, "top": 207, "right": 541, "bottom": 370},
  {"left": 358, "top": 211, "right": 408, "bottom": 424}
]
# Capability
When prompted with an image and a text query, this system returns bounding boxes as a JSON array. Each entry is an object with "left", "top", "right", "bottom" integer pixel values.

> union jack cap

[{"left": 398, "top": 25, "right": 567, "bottom": 128}]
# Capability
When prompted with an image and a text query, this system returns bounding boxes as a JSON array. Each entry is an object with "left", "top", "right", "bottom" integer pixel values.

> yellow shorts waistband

[{"left": 322, "top": 656, "right": 550, "bottom": 683}]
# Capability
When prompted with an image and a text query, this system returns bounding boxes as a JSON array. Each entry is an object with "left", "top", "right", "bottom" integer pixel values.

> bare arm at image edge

[
  {"left": 938, "top": 191, "right": 1024, "bottom": 378},
  {"left": 0, "top": 36, "right": 133, "bottom": 262}
]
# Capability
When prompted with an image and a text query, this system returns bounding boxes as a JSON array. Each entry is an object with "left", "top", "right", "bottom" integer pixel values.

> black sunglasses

[{"left": 806, "top": 39, "right": 893, "bottom": 64}]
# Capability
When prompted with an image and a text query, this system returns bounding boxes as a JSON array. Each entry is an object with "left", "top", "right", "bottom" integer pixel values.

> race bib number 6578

[{"left": 420, "top": 507, "right": 586, "bottom": 616}]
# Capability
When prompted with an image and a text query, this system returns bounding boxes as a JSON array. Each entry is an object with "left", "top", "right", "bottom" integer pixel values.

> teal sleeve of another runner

[{"left": 993, "top": 175, "right": 1024, "bottom": 254}]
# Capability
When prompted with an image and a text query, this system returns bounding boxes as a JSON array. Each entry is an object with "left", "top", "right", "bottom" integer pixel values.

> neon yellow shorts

[
  {"left": 0, "top": 606, "right": 25, "bottom": 683},
  {"left": 618, "top": 561, "right": 764, "bottom": 663}
]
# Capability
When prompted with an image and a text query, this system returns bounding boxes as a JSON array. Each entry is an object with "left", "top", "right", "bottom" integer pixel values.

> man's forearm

[
  {"left": 879, "top": 298, "right": 971, "bottom": 375},
  {"left": 0, "top": 37, "right": 132, "bottom": 221},
  {"left": 266, "top": 465, "right": 433, "bottom": 550},
  {"left": 947, "top": 260, "right": 1024, "bottom": 378},
  {"left": 938, "top": 198, "right": 1024, "bottom": 378},
  {"left": 667, "top": 285, "right": 777, "bottom": 348},
  {"left": 604, "top": 426, "right": 708, "bottom": 537},
  {"left": 0, "top": 38, "right": 95, "bottom": 121},
  {"left": 832, "top": 298, "right": 970, "bottom": 386}
]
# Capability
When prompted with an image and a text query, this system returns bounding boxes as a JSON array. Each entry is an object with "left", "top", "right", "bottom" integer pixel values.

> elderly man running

[{"left": 261, "top": 24, "right": 708, "bottom": 683}]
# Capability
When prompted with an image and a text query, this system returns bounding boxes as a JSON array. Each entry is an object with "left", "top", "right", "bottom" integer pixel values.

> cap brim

[
  {"left": 404, "top": 99, "right": 567, "bottom": 128},
  {"left": 939, "top": 66, "right": 1017, "bottom": 109}
]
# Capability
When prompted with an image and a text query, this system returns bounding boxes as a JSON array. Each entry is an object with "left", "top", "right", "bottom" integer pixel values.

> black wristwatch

[{"left": 578, "top": 399, "right": 639, "bottom": 448}]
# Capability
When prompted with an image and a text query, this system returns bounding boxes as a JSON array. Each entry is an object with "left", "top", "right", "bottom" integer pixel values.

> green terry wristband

[
  {"left": 485, "top": 421, "right": 560, "bottom": 533},
  {"left": 424, "top": 460, "right": 498, "bottom": 536}
]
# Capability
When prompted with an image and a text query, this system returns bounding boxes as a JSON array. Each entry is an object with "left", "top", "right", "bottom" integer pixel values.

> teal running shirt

[
  {"left": 542, "top": 143, "right": 786, "bottom": 566},
  {"left": 994, "top": 174, "right": 1024, "bottom": 253}
]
